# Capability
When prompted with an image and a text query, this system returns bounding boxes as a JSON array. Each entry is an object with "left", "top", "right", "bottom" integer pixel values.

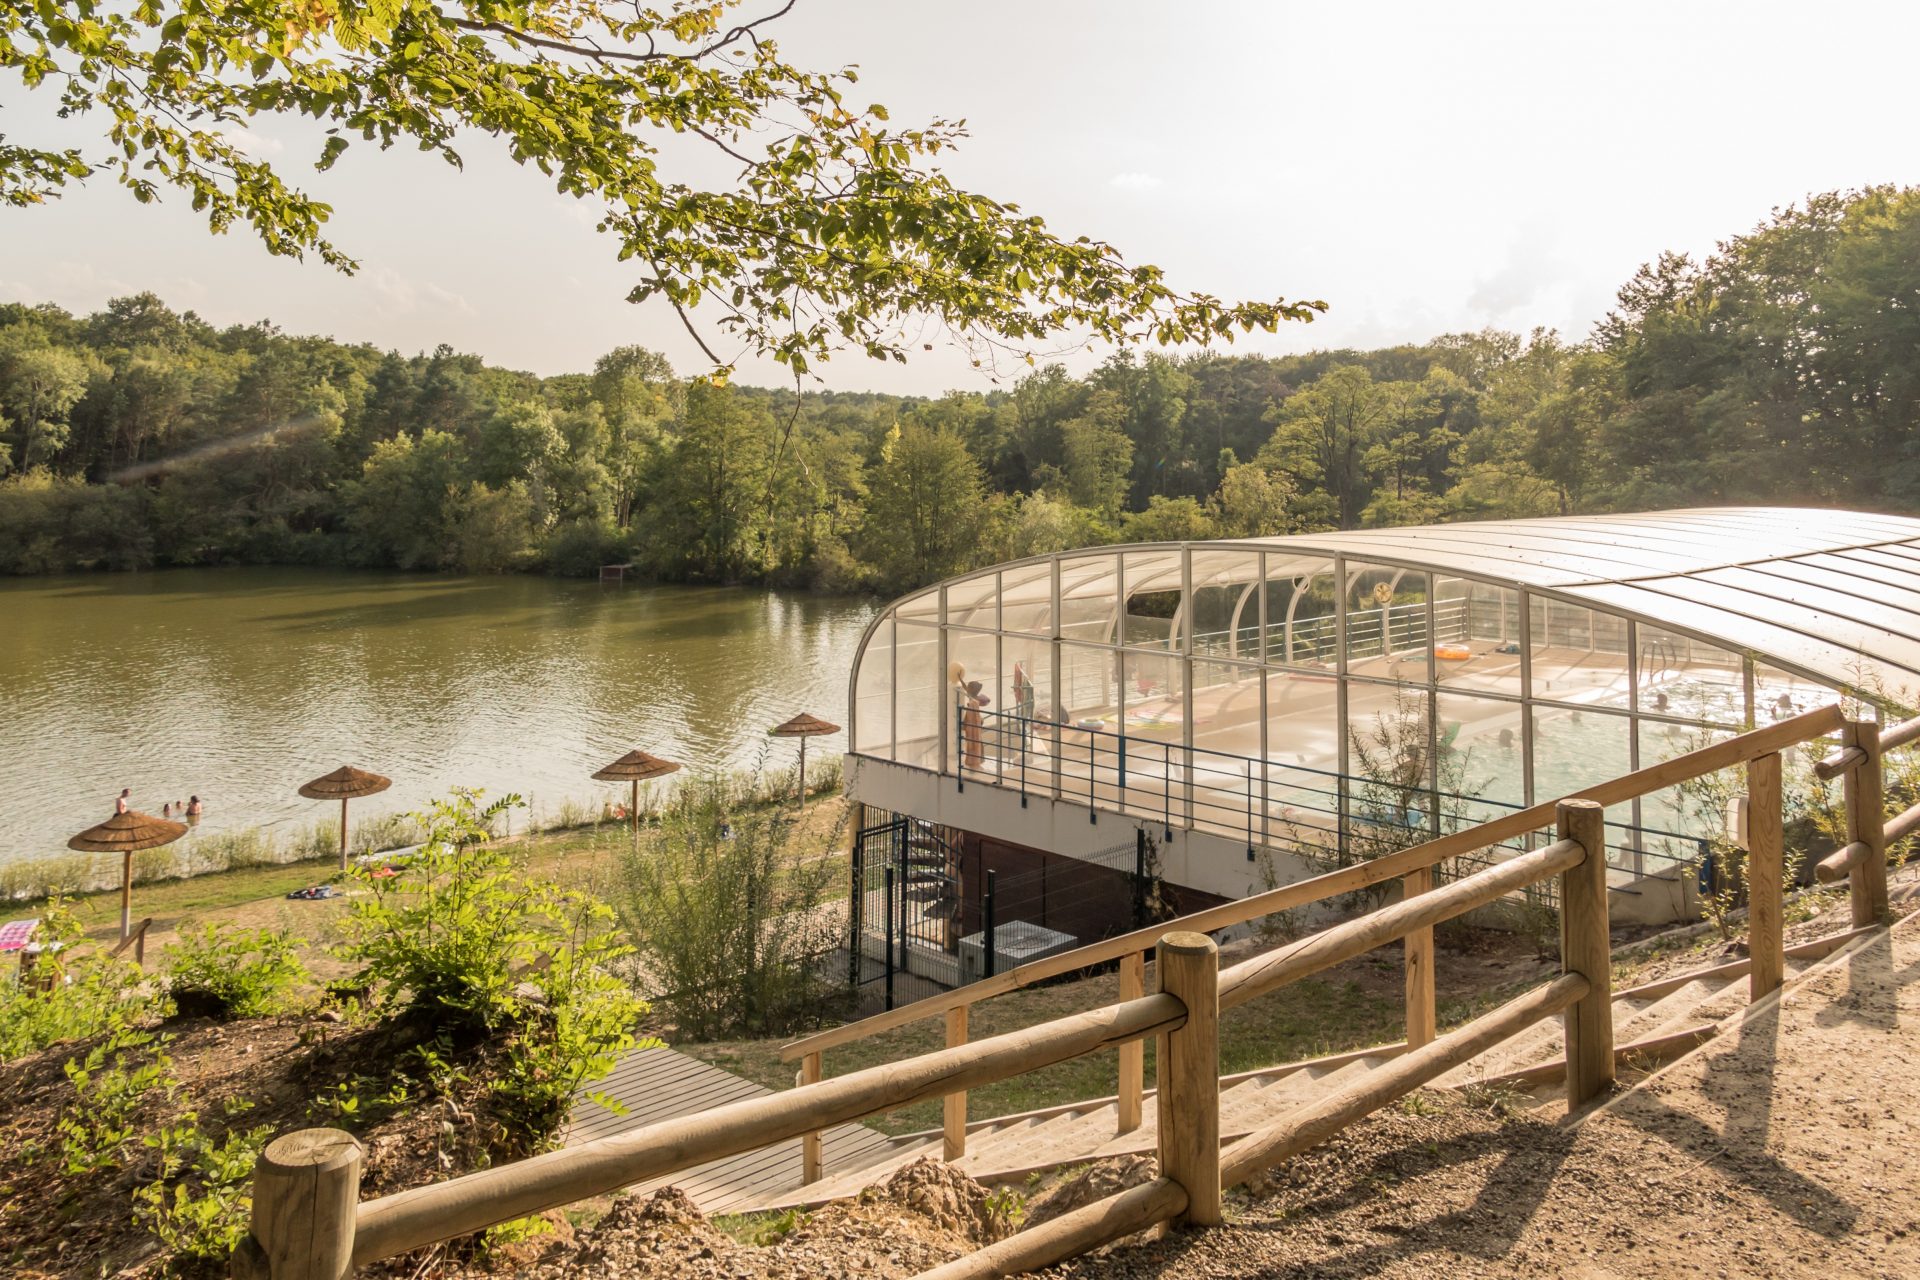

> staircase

[{"left": 726, "top": 924, "right": 1867, "bottom": 1215}]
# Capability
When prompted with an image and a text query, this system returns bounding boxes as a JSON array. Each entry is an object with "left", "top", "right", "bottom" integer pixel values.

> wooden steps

[{"left": 602, "top": 923, "right": 1874, "bottom": 1218}]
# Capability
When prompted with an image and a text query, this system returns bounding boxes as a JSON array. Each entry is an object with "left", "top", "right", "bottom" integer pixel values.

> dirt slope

[{"left": 1058, "top": 911, "right": 1920, "bottom": 1280}]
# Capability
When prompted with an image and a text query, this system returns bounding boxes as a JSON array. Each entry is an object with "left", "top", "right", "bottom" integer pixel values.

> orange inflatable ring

[{"left": 1434, "top": 644, "right": 1472, "bottom": 662}]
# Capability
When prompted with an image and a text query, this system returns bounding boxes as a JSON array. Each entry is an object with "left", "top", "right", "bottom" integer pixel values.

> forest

[{"left": 2, "top": 185, "right": 1915, "bottom": 594}]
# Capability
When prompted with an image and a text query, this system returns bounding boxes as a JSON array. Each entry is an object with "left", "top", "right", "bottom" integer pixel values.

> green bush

[
  {"left": 0, "top": 898, "right": 160, "bottom": 1062},
  {"left": 135, "top": 1101, "right": 274, "bottom": 1263},
  {"left": 338, "top": 789, "right": 650, "bottom": 1149},
  {"left": 163, "top": 923, "right": 307, "bottom": 1020},
  {"left": 613, "top": 775, "right": 843, "bottom": 1041},
  {"left": 55, "top": 1028, "right": 176, "bottom": 1175}
]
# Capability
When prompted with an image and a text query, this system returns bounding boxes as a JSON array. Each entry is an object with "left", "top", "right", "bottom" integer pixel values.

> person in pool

[{"left": 186, "top": 796, "right": 203, "bottom": 819}]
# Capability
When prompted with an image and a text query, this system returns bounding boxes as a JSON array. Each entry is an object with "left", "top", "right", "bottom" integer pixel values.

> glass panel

[
  {"left": 1636, "top": 721, "right": 1740, "bottom": 881},
  {"left": 944, "top": 572, "right": 998, "bottom": 631},
  {"left": 1638, "top": 626, "right": 1745, "bottom": 725},
  {"left": 1345, "top": 680, "right": 1435, "bottom": 853},
  {"left": 1262, "top": 664, "right": 1341, "bottom": 843},
  {"left": 896, "top": 588, "right": 939, "bottom": 622},
  {"left": 1262, "top": 556, "right": 1336, "bottom": 669},
  {"left": 1120, "top": 650, "right": 1183, "bottom": 741},
  {"left": 1346, "top": 563, "right": 1431, "bottom": 682},
  {"left": 1530, "top": 597, "right": 1630, "bottom": 710},
  {"left": 893, "top": 621, "right": 942, "bottom": 769},
  {"left": 999, "top": 560, "right": 1056, "bottom": 635},
  {"left": 853, "top": 617, "right": 894, "bottom": 759},
  {"left": 1531, "top": 704, "right": 1633, "bottom": 833},
  {"left": 1059, "top": 641, "right": 1119, "bottom": 728},
  {"left": 1123, "top": 550, "right": 1183, "bottom": 650},
  {"left": 1189, "top": 550, "right": 1262, "bottom": 661},
  {"left": 1752, "top": 662, "right": 1834, "bottom": 722},
  {"left": 1059, "top": 554, "right": 1120, "bottom": 644},
  {"left": 1435, "top": 692, "right": 1525, "bottom": 827},
  {"left": 1436, "top": 578, "right": 1523, "bottom": 696},
  {"left": 946, "top": 629, "right": 1000, "bottom": 771},
  {"left": 993, "top": 635, "right": 1055, "bottom": 781}
]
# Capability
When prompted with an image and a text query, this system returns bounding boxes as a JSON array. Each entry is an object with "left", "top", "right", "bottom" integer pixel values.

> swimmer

[{"left": 115, "top": 787, "right": 131, "bottom": 815}]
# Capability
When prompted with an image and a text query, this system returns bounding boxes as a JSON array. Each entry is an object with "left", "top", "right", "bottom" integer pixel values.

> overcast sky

[{"left": 3, "top": 1, "right": 1915, "bottom": 394}]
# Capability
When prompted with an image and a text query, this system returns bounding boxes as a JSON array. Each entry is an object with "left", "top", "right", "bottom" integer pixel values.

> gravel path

[{"left": 1055, "top": 909, "right": 1920, "bottom": 1279}]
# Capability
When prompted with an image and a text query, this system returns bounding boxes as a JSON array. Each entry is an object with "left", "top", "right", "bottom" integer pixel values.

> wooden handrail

[
  {"left": 349, "top": 990, "right": 1185, "bottom": 1265},
  {"left": 1816, "top": 708, "right": 1920, "bottom": 777},
  {"left": 1221, "top": 970, "right": 1590, "bottom": 1184},
  {"left": 782, "top": 703, "right": 1842, "bottom": 1063},
  {"left": 109, "top": 917, "right": 153, "bottom": 966},
  {"left": 1217, "top": 839, "right": 1583, "bottom": 1011}
]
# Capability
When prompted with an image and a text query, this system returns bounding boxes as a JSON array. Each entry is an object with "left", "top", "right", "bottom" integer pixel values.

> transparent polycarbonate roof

[{"left": 903, "top": 509, "right": 1920, "bottom": 696}]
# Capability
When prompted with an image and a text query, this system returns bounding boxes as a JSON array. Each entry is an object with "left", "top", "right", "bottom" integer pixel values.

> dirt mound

[
  {"left": 868, "top": 1154, "right": 1004, "bottom": 1244},
  {"left": 1026, "top": 1154, "right": 1161, "bottom": 1230}
]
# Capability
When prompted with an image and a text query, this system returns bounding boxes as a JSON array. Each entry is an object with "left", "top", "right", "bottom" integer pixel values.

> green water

[{"left": 0, "top": 569, "right": 877, "bottom": 864}]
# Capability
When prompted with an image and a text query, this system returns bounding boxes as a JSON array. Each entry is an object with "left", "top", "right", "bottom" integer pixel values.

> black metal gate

[{"left": 853, "top": 815, "right": 964, "bottom": 1005}]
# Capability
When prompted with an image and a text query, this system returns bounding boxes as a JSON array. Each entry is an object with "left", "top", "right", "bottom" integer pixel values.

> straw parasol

[
  {"left": 592, "top": 749, "right": 682, "bottom": 834},
  {"left": 770, "top": 712, "right": 840, "bottom": 803},
  {"left": 68, "top": 810, "right": 188, "bottom": 940},
  {"left": 299, "top": 766, "right": 393, "bottom": 871}
]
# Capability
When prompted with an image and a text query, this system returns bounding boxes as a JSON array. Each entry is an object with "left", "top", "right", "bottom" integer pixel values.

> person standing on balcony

[
  {"left": 1013, "top": 661, "right": 1036, "bottom": 748},
  {"left": 962, "top": 680, "right": 989, "bottom": 770}
]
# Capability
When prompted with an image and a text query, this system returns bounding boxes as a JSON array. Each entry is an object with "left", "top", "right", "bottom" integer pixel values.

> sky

[{"left": 2, "top": 1, "right": 1916, "bottom": 395}]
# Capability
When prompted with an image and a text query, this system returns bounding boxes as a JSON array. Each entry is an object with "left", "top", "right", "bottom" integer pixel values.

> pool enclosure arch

[{"left": 846, "top": 509, "right": 1920, "bottom": 876}]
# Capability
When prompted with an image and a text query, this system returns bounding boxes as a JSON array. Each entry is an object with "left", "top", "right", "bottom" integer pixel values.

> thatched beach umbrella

[
  {"left": 299, "top": 765, "right": 393, "bottom": 871},
  {"left": 68, "top": 810, "right": 187, "bottom": 941},
  {"left": 592, "top": 749, "right": 682, "bottom": 834},
  {"left": 770, "top": 712, "right": 840, "bottom": 803}
]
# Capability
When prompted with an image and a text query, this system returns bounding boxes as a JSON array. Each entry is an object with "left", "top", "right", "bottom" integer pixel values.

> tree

[
  {"left": 343, "top": 428, "right": 469, "bottom": 568},
  {"left": 1211, "top": 461, "right": 1297, "bottom": 537},
  {"left": 1123, "top": 495, "right": 1215, "bottom": 543},
  {"left": 1258, "top": 365, "right": 1399, "bottom": 529},
  {"left": 0, "top": 2, "right": 1320, "bottom": 376},
  {"left": 1061, "top": 393, "right": 1134, "bottom": 519},
  {"left": 862, "top": 422, "right": 984, "bottom": 589},
  {"left": 0, "top": 327, "right": 98, "bottom": 473}
]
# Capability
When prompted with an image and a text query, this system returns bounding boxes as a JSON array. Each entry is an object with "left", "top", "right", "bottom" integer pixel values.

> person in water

[
  {"left": 162, "top": 802, "right": 173, "bottom": 818},
  {"left": 115, "top": 787, "right": 131, "bottom": 815},
  {"left": 186, "top": 796, "right": 202, "bottom": 817}
]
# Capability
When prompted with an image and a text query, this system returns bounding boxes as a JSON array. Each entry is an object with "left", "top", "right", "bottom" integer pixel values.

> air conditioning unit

[{"left": 957, "top": 919, "right": 1078, "bottom": 984}]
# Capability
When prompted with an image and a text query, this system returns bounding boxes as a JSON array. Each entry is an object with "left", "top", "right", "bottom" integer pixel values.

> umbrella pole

[
  {"left": 630, "top": 780, "right": 639, "bottom": 836},
  {"left": 120, "top": 850, "right": 132, "bottom": 941},
  {"left": 340, "top": 797, "right": 350, "bottom": 872},
  {"left": 798, "top": 737, "right": 808, "bottom": 806}
]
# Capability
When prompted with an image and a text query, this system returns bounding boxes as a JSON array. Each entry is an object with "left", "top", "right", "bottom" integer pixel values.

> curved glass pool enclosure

[{"left": 846, "top": 509, "right": 1920, "bottom": 880}]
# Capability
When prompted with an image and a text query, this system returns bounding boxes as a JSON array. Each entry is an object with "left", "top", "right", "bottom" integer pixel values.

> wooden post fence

[
  {"left": 1747, "top": 751, "right": 1785, "bottom": 1000},
  {"left": 231, "top": 1129, "right": 362, "bottom": 1280},
  {"left": 944, "top": 1006, "right": 969, "bottom": 1160},
  {"left": 1557, "top": 799, "right": 1614, "bottom": 1108},
  {"left": 1844, "top": 718, "right": 1890, "bottom": 927},
  {"left": 1403, "top": 865, "right": 1436, "bottom": 1049},
  {"left": 1155, "top": 931, "right": 1220, "bottom": 1228},
  {"left": 799, "top": 1052, "right": 823, "bottom": 1183},
  {"left": 1116, "top": 950, "right": 1145, "bottom": 1133}
]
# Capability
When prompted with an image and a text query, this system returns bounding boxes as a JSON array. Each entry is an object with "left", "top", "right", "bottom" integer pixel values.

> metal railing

[{"left": 958, "top": 703, "right": 1704, "bottom": 887}]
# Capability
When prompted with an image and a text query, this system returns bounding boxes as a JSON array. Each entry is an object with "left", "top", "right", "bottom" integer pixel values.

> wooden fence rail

[{"left": 234, "top": 700, "right": 1919, "bottom": 1278}]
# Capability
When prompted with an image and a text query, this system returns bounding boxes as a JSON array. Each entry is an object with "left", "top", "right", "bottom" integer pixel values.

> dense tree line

[{"left": 3, "top": 186, "right": 1916, "bottom": 593}]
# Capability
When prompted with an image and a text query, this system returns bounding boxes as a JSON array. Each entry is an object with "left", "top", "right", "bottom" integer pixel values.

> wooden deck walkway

[{"left": 565, "top": 1045, "right": 895, "bottom": 1216}]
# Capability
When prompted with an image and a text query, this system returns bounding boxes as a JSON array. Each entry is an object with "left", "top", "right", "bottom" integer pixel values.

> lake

[{"left": 0, "top": 569, "right": 878, "bottom": 866}]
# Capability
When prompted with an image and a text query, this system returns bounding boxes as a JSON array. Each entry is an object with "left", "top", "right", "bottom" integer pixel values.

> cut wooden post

[
  {"left": 1403, "top": 865, "right": 1436, "bottom": 1049},
  {"left": 1156, "top": 931, "right": 1220, "bottom": 1228},
  {"left": 1746, "top": 751, "right": 1785, "bottom": 1001},
  {"left": 943, "top": 1006, "right": 968, "bottom": 1161},
  {"left": 1843, "top": 718, "right": 1889, "bottom": 927},
  {"left": 1557, "top": 799, "right": 1614, "bottom": 1109},
  {"left": 233, "top": 1128, "right": 362, "bottom": 1280},
  {"left": 1116, "top": 950, "right": 1145, "bottom": 1134},
  {"left": 799, "top": 1052, "right": 823, "bottom": 1184}
]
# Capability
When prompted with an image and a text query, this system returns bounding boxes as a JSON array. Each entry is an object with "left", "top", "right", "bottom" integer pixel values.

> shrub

[
  {"left": 337, "top": 789, "right": 649, "bottom": 1149},
  {"left": 613, "top": 774, "right": 844, "bottom": 1041},
  {"left": 135, "top": 1107, "right": 274, "bottom": 1263},
  {"left": 55, "top": 1028, "right": 176, "bottom": 1175},
  {"left": 0, "top": 898, "right": 160, "bottom": 1062},
  {"left": 163, "top": 923, "right": 307, "bottom": 1020}
]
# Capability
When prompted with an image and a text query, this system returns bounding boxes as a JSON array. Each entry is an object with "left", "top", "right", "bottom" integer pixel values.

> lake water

[{"left": 0, "top": 569, "right": 878, "bottom": 865}]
